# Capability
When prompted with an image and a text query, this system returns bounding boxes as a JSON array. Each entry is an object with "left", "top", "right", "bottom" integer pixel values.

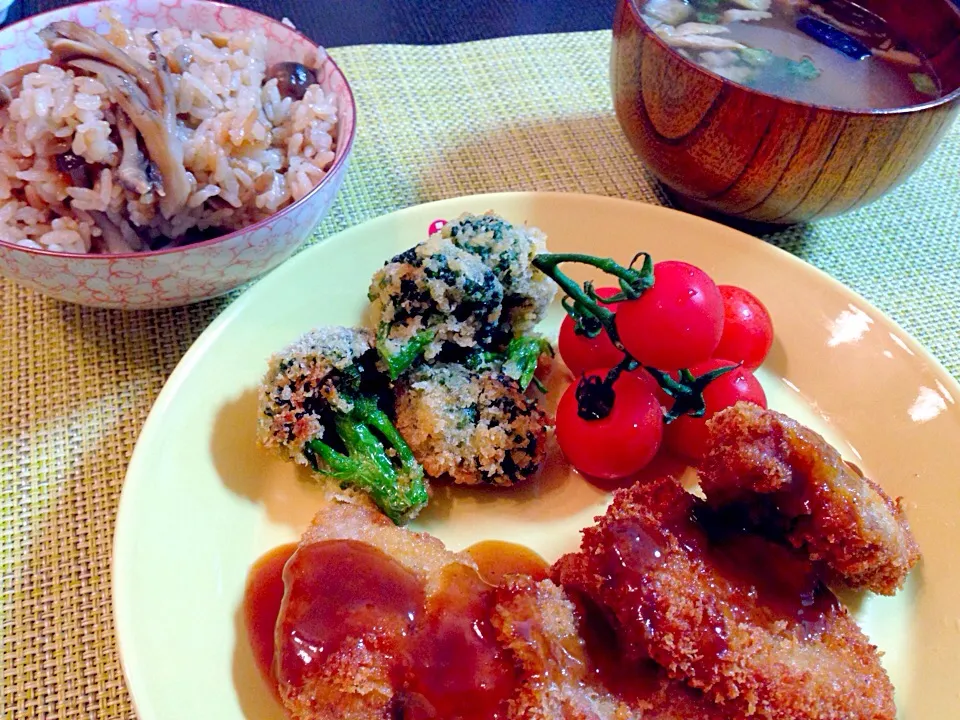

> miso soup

[{"left": 641, "top": 0, "right": 943, "bottom": 109}]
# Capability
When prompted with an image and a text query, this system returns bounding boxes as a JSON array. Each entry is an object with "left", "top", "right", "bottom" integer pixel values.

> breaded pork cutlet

[
  {"left": 274, "top": 500, "right": 736, "bottom": 720},
  {"left": 700, "top": 402, "right": 921, "bottom": 595},
  {"left": 553, "top": 476, "right": 896, "bottom": 720},
  {"left": 499, "top": 580, "right": 742, "bottom": 720},
  {"left": 275, "top": 500, "right": 626, "bottom": 720},
  {"left": 394, "top": 362, "right": 549, "bottom": 487}
]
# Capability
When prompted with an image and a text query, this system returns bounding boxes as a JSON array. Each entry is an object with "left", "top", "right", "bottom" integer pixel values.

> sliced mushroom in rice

[
  {"left": 41, "top": 22, "right": 165, "bottom": 108},
  {"left": 115, "top": 107, "right": 153, "bottom": 195},
  {"left": 87, "top": 210, "right": 142, "bottom": 253},
  {"left": 144, "top": 33, "right": 179, "bottom": 127},
  {"left": 40, "top": 21, "right": 192, "bottom": 218},
  {"left": 167, "top": 44, "right": 194, "bottom": 74},
  {"left": 68, "top": 58, "right": 191, "bottom": 219}
]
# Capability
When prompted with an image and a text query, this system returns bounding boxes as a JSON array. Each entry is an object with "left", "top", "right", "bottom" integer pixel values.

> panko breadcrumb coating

[
  {"left": 278, "top": 499, "right": 733, "bottom": 720},
  {"left": 441, "top": 212, "right": 557, "bottom": 333},
  {"left": 394, "top": 363, "right": 548, "bottom": 486},
  {"left": 368, "top": 235, "right": 505, "bottom": 365},
  {"left": 699, "top": 402, "right": 921, "bottom": 595},
  {"left": 257, "top": 326, "right": 380, "bottom": 464},
  {"left": 257, "top": 325, "right": 428, "bottom": 524},
  {"left": 553, "top": 476, "right": 896, "bottom": 720}
]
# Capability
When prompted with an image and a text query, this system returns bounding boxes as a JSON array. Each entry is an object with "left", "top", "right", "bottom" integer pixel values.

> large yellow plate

[{"left": 113, "top": 193, "right": 960, "bottom": 720}]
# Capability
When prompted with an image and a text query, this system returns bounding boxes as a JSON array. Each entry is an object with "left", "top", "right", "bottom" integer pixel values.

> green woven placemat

[{"left": 1, "top": 29, "right": 957, "bottom": 718}]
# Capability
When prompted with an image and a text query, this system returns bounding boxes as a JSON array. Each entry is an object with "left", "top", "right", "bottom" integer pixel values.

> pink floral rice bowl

[{"left": 0, "top": 0, "right": 355, "bottom": 308}]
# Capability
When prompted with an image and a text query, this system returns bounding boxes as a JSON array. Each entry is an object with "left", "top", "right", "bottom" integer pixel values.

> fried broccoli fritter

[
  {"left": 394, "top": 363, "right": 549, "bottom": 487},
  {"left": 441, "top": 212, "right": 556, "bottom": 333},
  {"left": 258, "top": 326, "right": 378, "bottom": 463},
  {"left": 258, "top": 326, "right": 428, "bottom": 524},
  {"left": 368, "top": 212, "right": 557, "bottom": 378},
  {"left": 368, "top": 236, "right": 505, "bottom": 379}
]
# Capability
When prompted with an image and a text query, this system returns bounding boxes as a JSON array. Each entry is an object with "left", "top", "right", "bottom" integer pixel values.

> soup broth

[{"left": 641, "top": 0, "right": 943, "bottom": 109}]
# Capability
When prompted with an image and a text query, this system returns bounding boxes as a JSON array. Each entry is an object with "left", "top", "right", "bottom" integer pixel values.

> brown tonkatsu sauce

[
  {"left": 242, "top": 542, "right": 296, "bottom": 696},
  {"left": 244, "top": 539, "right": 547, "bottom": 719},
  {"left": 598, "top": 504, "right": 839, "bottom": 666},
  {"left": 571, "top": 591, "right": 666, "bottom": 704},
  {"left": 465, "top": 539, "right": 549, "bottom": 585},
  {"left": 245, "top": 527, "right": 836, "bottom": 717}
]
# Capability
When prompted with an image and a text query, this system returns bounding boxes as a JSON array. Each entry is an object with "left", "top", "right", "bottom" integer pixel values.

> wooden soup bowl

[{"left": 611, "top": 0, "right": 960, "bottom": 224}]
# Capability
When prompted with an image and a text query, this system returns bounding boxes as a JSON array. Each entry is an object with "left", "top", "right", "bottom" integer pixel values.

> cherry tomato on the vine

[
  {"left": 713, "top": 285, "right": 774, "bottom": 371},
  {"left": 664, "top": 359, "right": 767, "bottom": 462},
  {"left": 556, "top": 370, "right": 663, "bottom": 480},
  {"left": 558, "top": 287, "right": 624, "bottom": 376},
  {"left": 629, "top": 365, "right": 664, "bottom": 400},
  {"left": 615, "top": 261, "right": 724, "bottom": 371}
]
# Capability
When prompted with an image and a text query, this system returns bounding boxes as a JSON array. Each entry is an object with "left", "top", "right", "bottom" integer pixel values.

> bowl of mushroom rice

[{"left": 0, "top": 0, "right": 355, "bottom": 308}]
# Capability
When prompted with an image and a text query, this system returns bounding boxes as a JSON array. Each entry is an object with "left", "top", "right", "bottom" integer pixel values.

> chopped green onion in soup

[{"left": 909, "top": 73, "right": 938, "bottom": 96}]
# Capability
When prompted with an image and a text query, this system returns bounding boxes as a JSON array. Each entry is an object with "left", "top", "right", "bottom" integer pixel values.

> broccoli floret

[
  {"left": 258, "top": 326, "right": 428, "bottom": 524},
  {"left": 375, "top": 327, "right": 435, "bottom": 381},
  {"left": 368, "top": 213, "right": 557, "bottom": 382},
  {"left": 464, "top": 334, "right": 554, "bottom": 391},
  {"left": 440, "top": 212, "right": 557, "bottom": 334},
  {"left": 394, "top": 363, "right": 549, "bottom": 487},
  {"left": 369, "top": 235, "right": 504, "bottom": 379},
  {"left": 501, "top": 335, "right": 554, "bottom": 390}
]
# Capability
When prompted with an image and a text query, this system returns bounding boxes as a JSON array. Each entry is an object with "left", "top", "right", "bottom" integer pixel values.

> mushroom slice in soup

[
  {"left": 722, "top": 9, "right": 774, "bottom": 22},
  {"left": 730, "top": 0, "right": 772, "bottom": 10},
  {"left": 644, "top": 0, "right": 694, "bottom": 25},
  {"left": 674, "top": 22, "right": 733, "bottom": 36},
  {"left": 664, "top": 34, "right": 747, "bottom": 51}
]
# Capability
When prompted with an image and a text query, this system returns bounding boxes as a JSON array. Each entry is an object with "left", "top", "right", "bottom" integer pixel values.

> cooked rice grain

[{"left": 0, "top": 11, "right": 339, "bottom": 253}]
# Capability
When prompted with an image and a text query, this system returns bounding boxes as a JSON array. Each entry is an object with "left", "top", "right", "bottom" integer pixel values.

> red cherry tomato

[
  {"left": 713, "top": 285, "right": 774, "bottom": 371},
  {"left": 665, "top": 359, "right": 767, "bottom": 462},
  {"left": 556, "top": 370, "right": 663, "bottom": 480},
  {"left": 615, "top": 261, "right": 724, "bottom": 371},
  {"left": 629, "top": 365, "right": 664, "bottom": 400},
  {"left": 558, "top": 287, "right": 624, "bottom": 376}
]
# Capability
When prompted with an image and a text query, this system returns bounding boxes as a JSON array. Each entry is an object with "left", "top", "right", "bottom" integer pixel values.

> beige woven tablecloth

[{"left": 2, "top": 29, "right": 958, "bottom": 719}]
